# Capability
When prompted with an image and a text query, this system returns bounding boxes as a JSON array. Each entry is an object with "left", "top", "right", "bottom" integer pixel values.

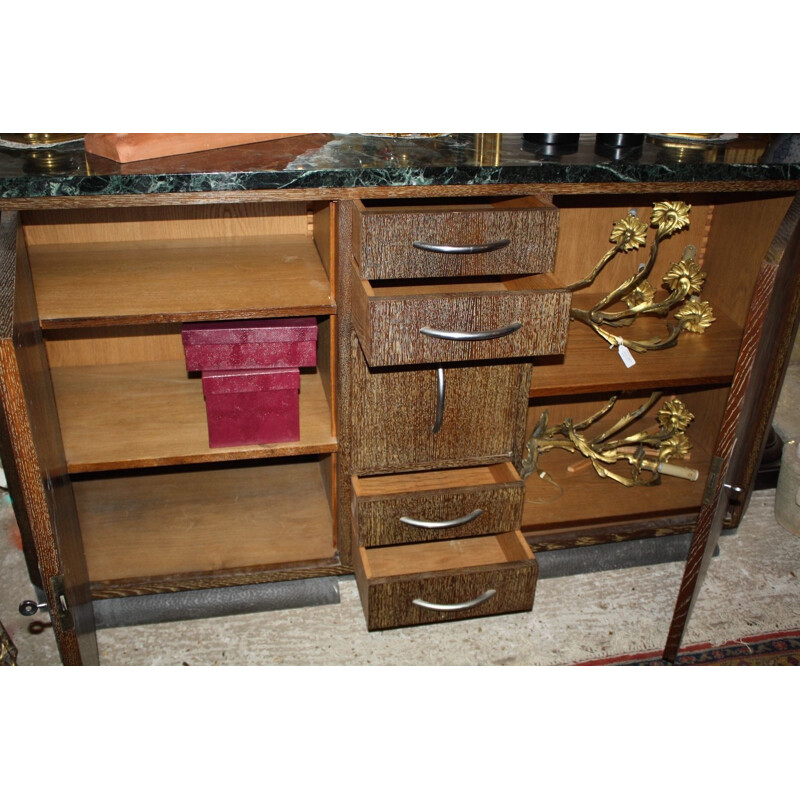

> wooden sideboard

[{"left": 2, "top": 135, "right": 799, "bottom": 665}]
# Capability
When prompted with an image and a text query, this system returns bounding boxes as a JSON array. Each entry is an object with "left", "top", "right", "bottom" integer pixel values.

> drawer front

[
  {"left": 352, "top": 261, "right": 571, "bottom": 367},
  {"left": 353, "top": 531, "right": 538, "bottom": 631},
  {"left": 352, "top": 198, "right": 559, "bottom": 280},
  {"left": 349, "top": 334, "right": 530, "bottom": 474},
  {"left": 352, "top": 463, "right": 524, "bottom": 546}
]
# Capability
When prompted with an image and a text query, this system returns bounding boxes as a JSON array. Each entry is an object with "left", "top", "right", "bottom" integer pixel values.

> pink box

[
  {"left": 201, "top": 368, "right": 300, "bottom": 448},
  {"left": 182, "top": 317, "right": 318, "bottom": 372}
]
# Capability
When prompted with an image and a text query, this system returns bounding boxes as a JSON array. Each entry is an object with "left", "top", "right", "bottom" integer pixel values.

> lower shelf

[
  {"left": 74, "top": 458, "right": 336, "bottom": 587},
  {"left": 521, "top": 445, "right": 710, "bottom": 533}
]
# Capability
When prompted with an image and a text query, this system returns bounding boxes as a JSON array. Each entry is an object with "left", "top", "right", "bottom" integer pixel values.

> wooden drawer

[
  {"left": 351, "top": 259, "right": 571, "bottom": 367},
  {"left": 353, "top": 530, "right": 538, "bottom": 631},
  {"left": 351, "top": 462, "right": 524, "bottom": 546},
  {"left": 352, "top": 196, "right": 558, "bottom": 280},
  {"left": 349, "top": 334, "right": 530, "bottom": 474}
]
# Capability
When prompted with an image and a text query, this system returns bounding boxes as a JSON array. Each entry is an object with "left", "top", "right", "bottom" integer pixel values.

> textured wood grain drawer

[
  {"left": 352, "top": 196, "right": 558, "bottom": 280},
  {"left": 349, "top": 334, "right": 530, "bottom": 474},
  {"left": 351, "top": 259, "right": 571, "bottom": 367},
  {"left": 353, "top": 530, "right": 538, "bottom": 631},
  {"left": 351, "top": 462, "right": 524, "bottom": 546}
]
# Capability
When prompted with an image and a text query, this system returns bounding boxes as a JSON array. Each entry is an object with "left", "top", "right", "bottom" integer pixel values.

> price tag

[{"left": 616, "top": 342, "right": 636, "bottom": 368}]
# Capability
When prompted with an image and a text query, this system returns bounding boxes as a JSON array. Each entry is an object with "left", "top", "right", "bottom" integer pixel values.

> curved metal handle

[
  {"left": 412, "top": 589, "right": 497, "bottom": 612},
  {"left": 399, "top": 508, "right": 484, "bottom": 530},
  {"left": 432, "top": 367, "right": 445, "bottom": 434},
  {"left": 420, "top": 321, "right": 522, "bottom": 342},
  {"left": 413, "top": 239, "right": 510, "bottom": 255}
]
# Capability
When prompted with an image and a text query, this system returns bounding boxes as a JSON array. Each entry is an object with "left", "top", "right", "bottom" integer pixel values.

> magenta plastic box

[
  {"left": 182, "top": 317, "right": 318, "bottom": 372},
  {"left": 201, "top": 368, "right": 301, "bottom": 448}
]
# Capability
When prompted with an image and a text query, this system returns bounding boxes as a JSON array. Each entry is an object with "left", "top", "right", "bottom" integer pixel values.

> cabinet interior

[
  {"left": 20, "top": 202, "right": 340, "bottom": 596},
  {"left": 13, "top": 190, "right": 795, "bottom": 600},
  {"left": 521, "top": 191, "right": 793, "bottom": 548}
]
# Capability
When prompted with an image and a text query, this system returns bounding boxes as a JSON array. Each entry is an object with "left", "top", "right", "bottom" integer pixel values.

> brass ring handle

[
  {"left": 420, "top": 321, "right": 522, "bottom": 342},
  {"left": 412, "top": 589, "right": 497, "bottom": 612},
  {"left": 399, "top": 509, "right": 484, "bottom": 529},
  {"left": 412, "top": 239, "right": 511, "bottom": 255}
]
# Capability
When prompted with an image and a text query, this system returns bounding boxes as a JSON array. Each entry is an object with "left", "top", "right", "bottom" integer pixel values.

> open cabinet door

[
  {"left": 664, "top": 193, "right": 800, "bottom": 662},
  {"left": 0, "top": 211, "right": 98, "bottom": 665}
]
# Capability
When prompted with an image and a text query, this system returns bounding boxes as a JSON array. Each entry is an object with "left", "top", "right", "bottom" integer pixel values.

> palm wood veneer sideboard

[{"left": 1, "top": 134, "right": 799, "bottom": 665}]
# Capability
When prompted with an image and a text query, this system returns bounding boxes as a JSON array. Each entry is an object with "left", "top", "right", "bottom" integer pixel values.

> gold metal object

[
  {"left": 567, "top": 201, "right": 715, "bottom": 353},
  {"left": 521, "top": 394, "right": 697, "bottom": 488},
  {"left": 2, "top": 133, "right": 82, "bottom": 145},
  {"left": 474, "top": 133, "right": 503, "bottom": 166}
]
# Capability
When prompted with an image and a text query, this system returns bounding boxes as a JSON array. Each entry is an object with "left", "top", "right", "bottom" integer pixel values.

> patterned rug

[{"left": 576, "top": 629, "right": 800, "bottom": 665}]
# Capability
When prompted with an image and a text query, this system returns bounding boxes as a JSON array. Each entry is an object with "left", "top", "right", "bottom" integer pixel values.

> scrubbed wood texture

[
  {"left": 352, "top": 462, "right": 524, "bottom": 546},
  {"left": 665, "top": 192, "right": 800, "bottom": 661},
  {"left": 351, "top": 262, "right": 571, "bottom": 367},
  {"left": 353, "top": 530, "right": 537, "bottom": 630},
  {"left": 0, "top": 213, "right": 97, "bottom": 665},
  {"left": 349, "top": 333, "right": 531, "bottom": 474},
  {"left": 352, "top": 197, "right": 558, "bottom": 279}
]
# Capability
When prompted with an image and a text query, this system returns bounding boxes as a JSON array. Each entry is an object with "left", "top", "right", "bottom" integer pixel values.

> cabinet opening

[
  {"left": 47, "top": 319, "right": 336, "bottom": 473},
  {"left": 521, "top": 385, "right": 729, "bottom": 536},
  {"left": 537, "top": 192, "right": 794, "bottom": 397},
  {"left": 22, "top": 202, "right": 335, "bottom": 328},
  {"left": 74, "top": 456, "right": 337, "bottom": 592}
]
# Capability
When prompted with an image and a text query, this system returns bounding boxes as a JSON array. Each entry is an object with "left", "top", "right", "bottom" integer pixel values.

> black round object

[
  {"left": 596, "top": 133, "right": 644, "bottom": 148},
  {"left": 523, "top": 133, "right": 580, "bottom": 146}
]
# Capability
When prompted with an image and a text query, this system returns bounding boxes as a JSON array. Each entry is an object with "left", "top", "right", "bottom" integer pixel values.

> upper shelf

[
  {"left": 29, "top": 234, "right": 335, "bottom": 328},
  {"left": 529, "top": 293, "right": 743, "bottom": 397}
]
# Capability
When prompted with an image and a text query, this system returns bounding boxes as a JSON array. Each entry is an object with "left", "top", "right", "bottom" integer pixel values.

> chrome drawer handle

[
  {"left": 420, "top": 321, "right": 522, "bottom": 342},
  {"left": 412, "top": 239, "right": 511, "bottom": 255},
  {"left": 412, "top": 589, "right": 497, "bottom": 612},
  {"left": 432, "top": 367, "right": 445, "bottom": 434},
  {"left": 399, "top": 508, "right": 484, "bottom": 529}
]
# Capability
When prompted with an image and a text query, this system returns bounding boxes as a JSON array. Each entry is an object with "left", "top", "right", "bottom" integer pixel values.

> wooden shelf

[
  {"left": 530, "top": 294, "right": 742, "bottom": 397},
  {"left": 520, "top": 444, "right": 710, "bottom": 533},
  {"left": 52, "top": 360, "right": 336, "bottom": 473},
  {"left": 74, "top": 460, "right": 335, "bottom": 583},
  {"left": 29, "top": 235, "right": 335, "bottom": 328}
]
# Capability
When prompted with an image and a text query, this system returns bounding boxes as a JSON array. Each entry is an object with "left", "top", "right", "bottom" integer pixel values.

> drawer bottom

[{"left": 353, "top": 530, "right": 537, "bottom": 631}]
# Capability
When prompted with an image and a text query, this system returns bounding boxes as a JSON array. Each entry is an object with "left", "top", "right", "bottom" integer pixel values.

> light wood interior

[
  {"left": 353, "top": 462, "right": 519, "bottom": 498},
  {"left": 21, "top": 202, "right": 312, "bottom": 244},
  {"left": 362, "top": 530, "right": 531, "bottom": 579},
  {"left": 521, "top": 386, "right": 728, "bottom": 532},
  {"left": 530, "top": 293, "right": 742, "bottom": 396},
  {"left": 28, "top": 235, "right": 334, "bottom": 327},
  {"left": 52, "top": 360, "right": 336, "bottom": 472},
  {"left": 75, "top": 458, "right": 335, "bottom": 583}
]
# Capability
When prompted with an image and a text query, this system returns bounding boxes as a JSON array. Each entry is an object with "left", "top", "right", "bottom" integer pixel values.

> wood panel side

[
  {"left": 664, "top": 192, "right": 800, "bottom": 661},
  {"left": 0, "top": 212, "right": 97, "bottom": 665}
]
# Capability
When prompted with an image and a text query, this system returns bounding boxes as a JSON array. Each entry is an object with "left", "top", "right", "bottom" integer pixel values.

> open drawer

[
  {"left": 352, "top": 530, "right": 538, "bottom": 631},
  {"left": 351, "top": 259, "right": 571, "bottom": 367},
  {"left": 352, "top": 196, "right": 559, "bottom": 279},
  {"left": 351, "top": 462, "right": 524, "bottom": 546}
]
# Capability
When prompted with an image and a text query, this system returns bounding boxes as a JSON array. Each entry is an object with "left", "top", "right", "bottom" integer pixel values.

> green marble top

[{"left": 1, "top": 133, "right": 799, "bottom": 200}]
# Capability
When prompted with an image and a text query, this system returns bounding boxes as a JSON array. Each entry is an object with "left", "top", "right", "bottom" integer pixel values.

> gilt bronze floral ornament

[
  {"left": 521, "top": 394, "right": 699, "bottom": 488},
  {"left": 568, "top": 200, "right": 715, "bottom": 352}
]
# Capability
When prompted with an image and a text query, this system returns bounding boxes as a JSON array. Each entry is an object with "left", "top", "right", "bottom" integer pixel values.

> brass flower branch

[
  {"left": 568, "top": 201, "right": 716, "bottom": 353},
  {"left": 520, "top": 395, "right": 699, "bottom": 488}
]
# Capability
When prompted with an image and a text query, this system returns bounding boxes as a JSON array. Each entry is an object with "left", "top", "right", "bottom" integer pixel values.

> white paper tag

[{"left": 617, "top": 343, "right": 636, "bottom": 368}]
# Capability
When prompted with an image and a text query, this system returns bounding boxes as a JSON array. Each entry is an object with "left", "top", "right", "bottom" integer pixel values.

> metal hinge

[{"left": 50, "top": 574, "right": 74, "bottom": 632}]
